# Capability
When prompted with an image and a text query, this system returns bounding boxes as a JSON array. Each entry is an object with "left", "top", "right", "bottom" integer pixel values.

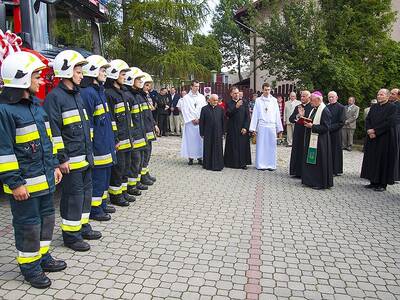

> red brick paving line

[{"left": 245, "top": 184, "right": 264, "bottom": 299}]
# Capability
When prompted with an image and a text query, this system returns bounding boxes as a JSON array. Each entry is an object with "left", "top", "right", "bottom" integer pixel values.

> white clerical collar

[{"left": 261, "top": 95, "right": 271, "bottom": 101}]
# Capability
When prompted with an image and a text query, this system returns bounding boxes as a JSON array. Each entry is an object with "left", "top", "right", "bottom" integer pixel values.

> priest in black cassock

[
  {"left": 289, "top": 90, "right": 313, "bottom": 177},
  {"left": 302, "top": 91, "right": 333, "bottom": 190},
  {"left": 224, "top": 86, "right": 252, "bottom": 169},
  {"left": 199, "top": 94, "right": 225, "bottom": 171},
  {"left": 327, "top": 91, "right": 346, "bottom": 176},
  {"left": 361, "top": 89, "right": 397, "bottom": 192}
]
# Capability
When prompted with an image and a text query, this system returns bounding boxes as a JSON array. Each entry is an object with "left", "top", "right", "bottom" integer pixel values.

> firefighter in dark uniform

[
  {"left": 44, "top": 50, "right": 101, "bottom": 252},
  {"left": 80, "top": 55, "right": 117, "bottom": 221},
  {"left": 141, "top": 72, "right": 159, "bottom": 184},
  {"left": 0, "top": 51, "right": 66, "bottom": 288},
  {"left": 124, "top": 67, "right": 149, "bottom": 194},
  {"left": 105, "top": 59, "right": 136, "bottom": 206}
]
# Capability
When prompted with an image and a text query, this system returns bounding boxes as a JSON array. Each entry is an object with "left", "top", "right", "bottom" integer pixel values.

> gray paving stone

[{"left": 0, "top": 138, "right": 399, "bottom": 299}]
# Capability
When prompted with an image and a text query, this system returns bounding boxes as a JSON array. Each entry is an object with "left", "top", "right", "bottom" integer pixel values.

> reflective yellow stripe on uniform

[
  {"left": 52, "top": 136, "right": 65, "bottom": 152},
  {"left": 45, "top": 121, "right": 52, "bottom": 138},
  {"left": 83, "top": 109, "right": 89, "bottom": 121},
  {"left": 61, "top": 219, "right": 82, "bottom": 232},
  {"left": 0, "top": 154, "right": 19, "bottom": 173},
  {"left": 39, "top": 240, "right": 51, "bottom": 255},
  {"left": 3, "top": 175, "right": 49, "bottom": 194},
  {"left": 128, "top": 177, "right": 137, "bottom": 187},
  {"left": 117, "top": 139, "right": 131, "bottom": 150},
  {"left": 69, "top": 155, "right": 89, "bottom": 171},
  {"left": 140, "top": 103, "right": 149, "bottom": 110},
  {"left": 90, "top": 128, "right": 94, "bottom": 141},
  {"left": 15, "top": 124, "right": 40, "bottom": 144},
  {"left": 92, "top": 196, "right": 102, "bottom": 206},
  {"left": 114, "top": 102, "right": 126, "bottom": 113},
  {"left": 133, "top": 138, "right": 147, "bottom": 149},
  {"left": 17, "top": 251, "right": 42, "bottom": 264},
  {"left": 93, "top": 104, "right": 105, "bottom": 116},
  {"left": 62, "top": 109, "right": 81, "bottom": 125},
  {"left": 102, "top": 190, "right": 108, "bottom": 200},
  {"left": 93, "top": 153, "right": 113, "bottom": 166},
  {"left": 121, "top": 182, "right": 128, "bottom": 192},
  {"left": 108, "top": 185, "right": 122, "bottom": 195},
  {"left": 140, "top": 168, "right": 148, "bottom": 175},
  {"left": 111, "top": 121, "right": 117, "bottom": 131},
  {"left": 105, "top": 102, "right": 110, "bottom": 112},
  {"left": 147, "top": 132, "right": 155, "bottom": 140},
  {"left": 81, "top": 212, "right": 90, "bottom": 225},
  {"left": 131, "top": 104, "right": 140, "bottom": 114}
]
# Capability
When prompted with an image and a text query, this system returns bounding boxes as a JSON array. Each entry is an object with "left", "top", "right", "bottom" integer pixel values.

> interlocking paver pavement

[{"left": 0, "top": 136, "right": 399, "bottom": 299}]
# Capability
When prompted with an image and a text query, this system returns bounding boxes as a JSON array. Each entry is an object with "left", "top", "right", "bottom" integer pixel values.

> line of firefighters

[{"left": 0, "top": 50, "right": 159, "bottom": 288}]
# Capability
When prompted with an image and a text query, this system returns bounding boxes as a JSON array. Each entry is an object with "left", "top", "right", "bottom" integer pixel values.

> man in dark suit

[{"left": 168, "top": 87, "right": 181, "bottom": 136}]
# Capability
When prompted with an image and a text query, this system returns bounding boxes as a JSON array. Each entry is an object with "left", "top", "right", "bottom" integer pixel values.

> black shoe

[
  {"left": 41, "top": 257, "right": 67, "bottom": 273},
  {"left": 241, "top": 166, "right": 248, "bottom": 170},
  {"left": 103, "top": 205, "right": 116, "bottom": 214},
  {"left": 374, "top": 187, "right": 386, "bottom": 192},
  {"left": 26, "top": 272, "right": 51, "bottom": 289},
  {"left": 136, "top": 182, "right": 148, "bottom": 190},
  {"left": 90, "top": 213, "right": 111, "bottom": 221},
  {"left": 364, "top": 184, "right": 377, "bottom": 189},
  {"left": 198, "top": 159, "right": 203, "bottom": 165},
  {"left": 65, "top": 240, "right": 90, "bottom": 252},
  {"left": 82, "top": 230, "right": 102, "bottom": 240},
  {"left": 110, "top": 197, "right": 130, "bottom": 207},
  {"left": 141, "top": 177, "right": 154, "bottom": 186},
  {"left": 267, "top": 168, "right": 275, "bottom": 171},
  {"left": 128, "top": 188, "right": 142, "bottom": 196},
  {"left": 124, "top": 192, "right": 136, "bottom": 203},
  {"left": 188, "top": 159, "right": 194, "bottom": 165},
  {"left": 148, "top": 174, "right": 156, "bottom": 182},
  {"left": 311, "top": 186, "right": 323, "bottom": 190}
]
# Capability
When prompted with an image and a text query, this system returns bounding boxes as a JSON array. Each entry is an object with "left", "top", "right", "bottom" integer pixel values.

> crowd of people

[
  {"left": 179, "top": 81, "right": 400, "bottom": 193},
  {"left": 0, "top": 50, "right": 159, "bottom": 288},
  {"left": 1, "top": 48, "right": 399, "bottom": 290}
]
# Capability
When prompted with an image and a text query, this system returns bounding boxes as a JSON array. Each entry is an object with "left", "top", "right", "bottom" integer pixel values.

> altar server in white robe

[
  {"left": 178, "top": 80, "right": 207, "bottom": 165},
  {"left": 249, "top": 82, "right": 284, "bottom": 170}
]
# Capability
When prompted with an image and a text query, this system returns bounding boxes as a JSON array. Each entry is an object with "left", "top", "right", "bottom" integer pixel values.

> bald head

[{"left": 209, "top": 94, "right": 219, "bottom": 107}]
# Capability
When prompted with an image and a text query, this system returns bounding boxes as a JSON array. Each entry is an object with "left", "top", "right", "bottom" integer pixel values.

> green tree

[
  {"left": 256, "top": 0, "right": 400, "bottom": 104},
  {"left": 211, "top": 0, "right": 251, "bottom": 81},
  {"left": 101, "top": 0, "right": 218, "bottom": 81}
]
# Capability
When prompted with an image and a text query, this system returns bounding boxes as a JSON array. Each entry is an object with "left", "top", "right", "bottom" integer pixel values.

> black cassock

[
  {"left": 327, "top": 102, "right": 345, "bottom": 175},
  {"left": 224, "top": 99, "right": 252, "bottom": 168},
  {"left": 289, "top": 102, "right": 313, "bottom": 177},
  {"left": 199, "top": 104, "right": 225, "bottom": 171},
  {"left": 390, "top": 101, "right": 400, "bottom": 181},
  {"left": 361, "top": 102, "right": 397, "bottom": 186},
  {"left": 302, "top": 107, "right": 333, "bottom": 189}
]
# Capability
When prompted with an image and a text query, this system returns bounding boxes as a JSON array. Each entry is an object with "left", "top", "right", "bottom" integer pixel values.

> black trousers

[
  {"left": 142, "top": 142, "right": 152, "bottom": 172},
  {"left": 128, "top": 150, "right": 142, "bottom": 189},
  {"left": 60, "top": 168, "right": 92, "bottom": 244},
  {"left": 109, "top": 150, "right": 131, "bottom": 196},
  {"left": 158, "top": 114, "right": 168, "bottom": 135}
]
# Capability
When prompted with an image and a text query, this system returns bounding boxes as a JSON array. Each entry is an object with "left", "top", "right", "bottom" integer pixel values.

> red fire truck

[{"left": 0, "top": 0, "right": 108, "bottom": 98}]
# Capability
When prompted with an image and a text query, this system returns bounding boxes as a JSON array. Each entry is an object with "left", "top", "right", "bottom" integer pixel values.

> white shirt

[
  {"left": 284, "top": 99, "right": 301, "bottom": 123},
  {"left": 179, "top": 91, "right": 207, "bottom": 123},
  {"left": 249, "top": 95, "right": 283, "bottom": 132}
]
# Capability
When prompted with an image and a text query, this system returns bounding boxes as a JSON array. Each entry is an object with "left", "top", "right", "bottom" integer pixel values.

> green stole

[{"left": 306, "top": 103, "right": 326, "bottom": 165}]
